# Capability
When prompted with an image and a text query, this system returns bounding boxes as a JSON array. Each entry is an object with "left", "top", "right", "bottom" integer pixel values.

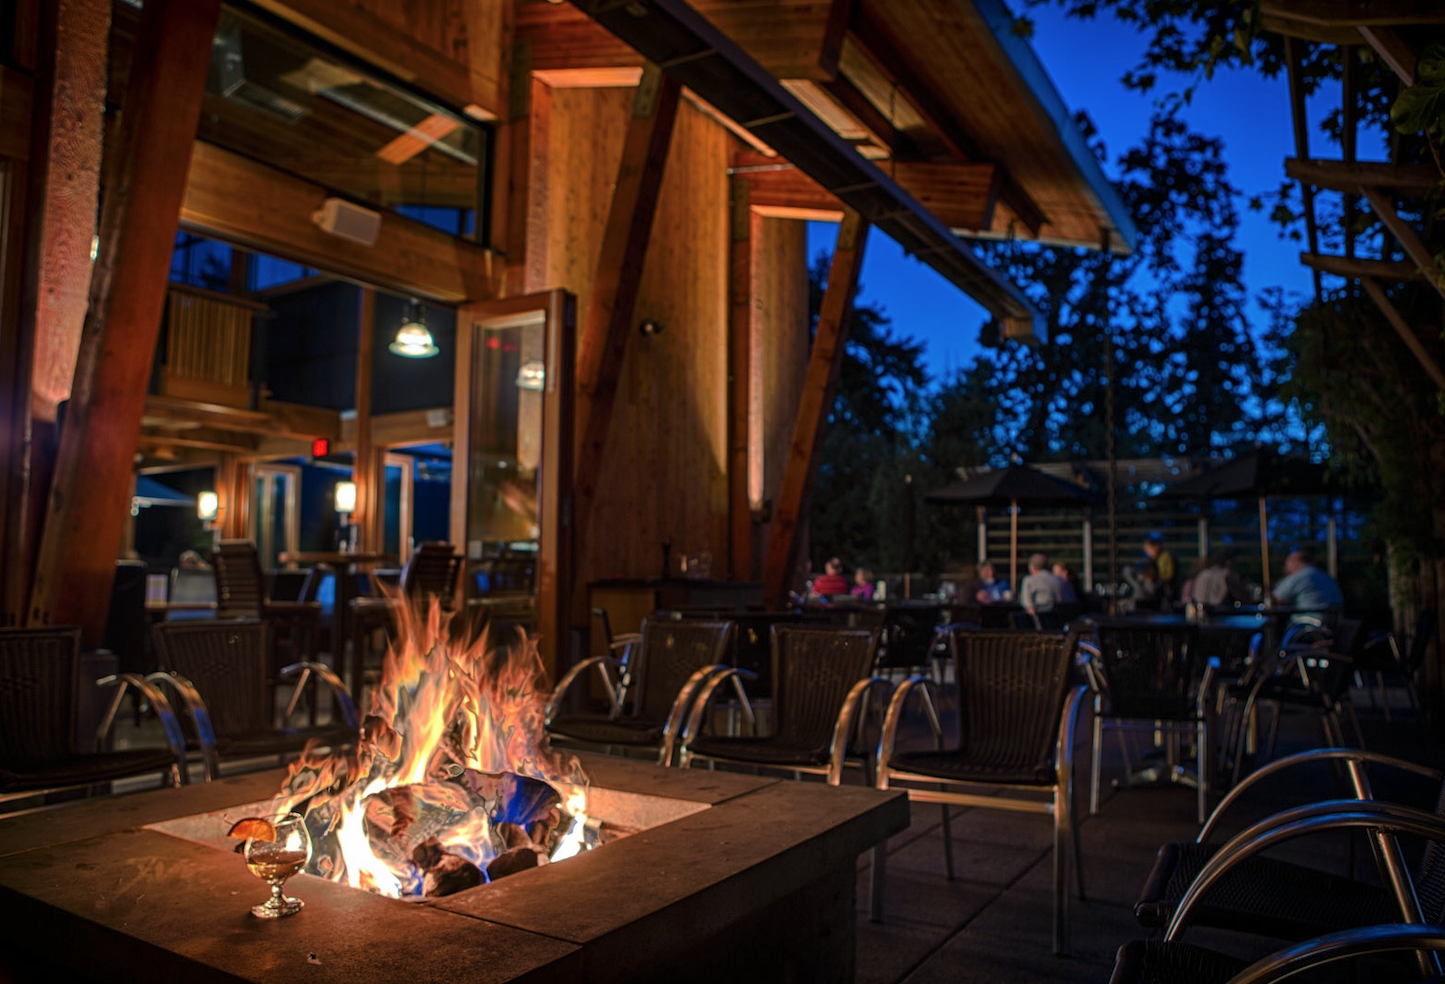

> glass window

[{"left": 191, "top": 4, "right": 489, "bottom": 239}]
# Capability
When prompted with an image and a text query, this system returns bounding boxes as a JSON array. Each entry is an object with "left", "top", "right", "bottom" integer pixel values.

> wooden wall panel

[
  {"left": 544, "top": 90, "right": 731, "bottom": 586},
  {"left": 755, "top": 217, "right": 810, "bottom": 576}
]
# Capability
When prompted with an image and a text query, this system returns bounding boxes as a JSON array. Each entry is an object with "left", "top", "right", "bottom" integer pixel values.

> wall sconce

[
  {"left": 334, "top": 481, "right": 357, "bottom": 514},
  {"left": 639, "top": 317, "right": 664, "bottom": 337},
  {"left": 197, "top": 490, "right": 220, "bottom": 523},
  {"left": 515, "top": 360, "right": 546, "bottom": 391},
  {"left": 390, "top": 299, "right": 439, "bottom": 358}
]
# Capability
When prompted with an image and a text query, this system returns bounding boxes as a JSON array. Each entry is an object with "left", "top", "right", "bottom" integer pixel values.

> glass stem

[{"left": 271, "top": 880, "right": 284, "bottom": 901}]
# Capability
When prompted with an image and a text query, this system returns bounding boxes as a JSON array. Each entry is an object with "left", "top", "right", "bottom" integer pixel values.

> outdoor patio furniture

[
  {"left": 871, "top": 628, "right": 1088, "bottom": 956},
  {"left": 350, "top": 541, "right": 462, "bottom": 676},
  {"left": 1082, "top": 618, "right": 1214, "bottom": 822},
  {"left": 546, "top": 618, "right": 735, "bottom": 765},
  {"left": 211, "top": 539, "right": 321, "bottom": 684},
  {"left": 149, "top": 619, "right": 359, "bottom": 781},
  {"left": 0, "top": 626, "right": 188, "bottom": 805},
  {"left": 677, "top": 626, "right": 885, "bottom": 786},
  {"left": 872, "top": 603, "right": 944, "bottom": 681},
  {"left": 1356, "top": 608, "right": 1436, "bottom": 722},
  {"left": 1111, "top": 796, "right": 1445, "bottom": 984},
  {"left": 1133, "top": 747, "right": 1439, "bottom": 936}
]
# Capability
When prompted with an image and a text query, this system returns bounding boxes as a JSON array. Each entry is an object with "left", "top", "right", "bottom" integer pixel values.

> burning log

[{"left": 411, "top": 838, "right": 485, "bottom": 896}]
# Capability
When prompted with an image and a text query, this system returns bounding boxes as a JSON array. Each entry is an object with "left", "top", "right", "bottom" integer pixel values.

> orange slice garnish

[{"left": 227, "top": 817, "right": 277, "bottom": 842}]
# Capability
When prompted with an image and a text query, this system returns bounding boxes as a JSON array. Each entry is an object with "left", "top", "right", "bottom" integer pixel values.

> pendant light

[{"left": 390, "top": 298, "right": 438, "bottom": 358}]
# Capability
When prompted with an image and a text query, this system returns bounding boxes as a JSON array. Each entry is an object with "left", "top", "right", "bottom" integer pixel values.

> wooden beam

[
  {"left": 571, "top": 65, "right": 682, "bottom": 556},
  {"left": 728, "top": 178, "right": 754, "bottom": 581},
  {"left": 27, "top": 0, "right": 221, "bottom": 640},
  {"left": 1301, "top": 251, "right": 1420, "bottom": 280},
  {"left": 818, "top": 75, "right": 909, "bottom": 154},
  {"left": 846, "top": 9, "right": 1046, "bottom": 238},
  {"left": 1261, "top": 0, "right": 1445, "bottom": 28},
  {"left": 353, "top": 288, "right": 376, "bottom": 552},
  {"left": 1360, "top": 185, "right": 1445, "bottom": 301},
  {"left": 733, "top": 152, "right": 1000, "bottom": 230},
  {"left": 1358, "top": 26, "right": 1418, "bottom": 86},
  {"left": 763, "top": 210, "right": 868, "bottom": 610},
  {"left": 1284, "top": 158, "right": 1443, "bottom": 195},
  {"left": 180, "top": 141, "right": 502, "bottom": 305},
  {"left": 1360, "top": 277, "right": 1445, "bottom": 391}
]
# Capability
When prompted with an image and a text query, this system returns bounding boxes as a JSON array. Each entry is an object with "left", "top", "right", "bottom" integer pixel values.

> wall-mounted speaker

[{"left": 312, "top": 197, "right": 382, "bottom": 247}]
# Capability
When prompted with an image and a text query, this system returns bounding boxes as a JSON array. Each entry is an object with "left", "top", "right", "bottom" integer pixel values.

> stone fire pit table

[{"left": 0, "top": 754, "right": 906, "bottom": 983}]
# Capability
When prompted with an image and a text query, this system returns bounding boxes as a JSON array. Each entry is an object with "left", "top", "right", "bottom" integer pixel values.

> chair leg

[
  {"left": 868, "top": 844, "right": 887, "bottom": 923},
  {"left": 940, "top": 803, "right": 955, "bottom": 880},
  {"left": 1053, "top": 790, "right": 1070, "bottom": 956},
  {"left": 1195, "top": 717, "right": 1209, "bottom": 825},
  {"left": 1090, "top": 710, "right": 1103, "bottom": 815},
  {"left": 1263, "top": 702, "right": 1282, "bottom": 760}
]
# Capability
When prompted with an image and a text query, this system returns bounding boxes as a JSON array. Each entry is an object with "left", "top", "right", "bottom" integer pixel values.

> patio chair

[
  {"left": 872, "top": 604, "right": 944, "bottom": 681},
  {"left": 1110, "top": 797, "right": 1445, "bottom": 984},
  {"left": 872, "top": 629, "right": 1089, "bottom": 956},
  {"left": 350, "top": 541, "right": 462, "bottom": 669},
  {"left": 211, "top": 539, "right": 321, "bottom": 681},
  {"left": 0, "top": 626, "right": 188, "bottom": 805},
  {"left": 1082, "top": 618, "right": 1214, "bottom": 822},
  {"left": 1356, "top": 608, "right": 1436, "bottom": 722},
  {"left": 149, "top": 619, "right": 359, "bottom": 781},
  {"left": 1133, "top": 746, "right": 1440, "bottom": 936},
  {"left": 676, "top": 626, "right": 886, "bottom": 786},
  {"left": 545, "top": 618, "right": 735, "bottom": 765}
]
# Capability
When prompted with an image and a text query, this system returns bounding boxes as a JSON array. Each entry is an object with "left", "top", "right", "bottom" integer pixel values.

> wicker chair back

[
  {"left": 769, "top": 626, "right": 877, "bottom": 755},
  {"left": 153, "top": 619, "right": 272, "bottom": 739},
  {"left": 632, "top": 619, "right": 734, "bottom": 720},
  {"left": 1089, "top": 618, "right": 1202, "bottom": 721},
  {"left": 0, "top": 627, "right": 82, "bottom": 765},
  {"left": 950, "top": 630, "right": 1074, "bottom": 780}
]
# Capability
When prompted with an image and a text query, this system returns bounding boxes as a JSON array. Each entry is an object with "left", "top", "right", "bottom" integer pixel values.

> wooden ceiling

[{"left": 517, "top": 0, "right": 1136, "bottom": 253}]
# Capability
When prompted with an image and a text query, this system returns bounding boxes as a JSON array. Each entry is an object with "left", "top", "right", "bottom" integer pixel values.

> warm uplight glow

[
  {"left": 197, "top": 490, "right": 219, "bottom": 522},
  {"left": 271, "top": 601, "right": 589, "bottom": 899},
  {"left": 334, "top": 481, "right": 357, "bottom": 514}
]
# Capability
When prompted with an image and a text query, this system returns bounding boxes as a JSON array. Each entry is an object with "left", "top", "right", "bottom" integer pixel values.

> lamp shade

[
  {"left": 389, "top": 301, "right": 439, "bottom": 358},
  {"left": 197, "top": 490, "right": 219, "bottom": 522},
  {"left": 334, "top": 481, "right": 357, "bottom": 514}
]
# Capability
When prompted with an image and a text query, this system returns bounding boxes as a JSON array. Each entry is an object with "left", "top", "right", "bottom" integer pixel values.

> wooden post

[
  {"left": 27, "top": 0, "right": 221, "bottom": 640},
  {"left": 353, "top": 287, "right": 376, "bottom": 552},
  {"left": 762, "top": 209, "right": 868, "bottom": 610},
  {"left": 571, "top": 63, "right": 681, "bottom": 573},
  {"left": 1259, "top": 496, "right": 1272, "bottom": 594},
  {"left": 727, "top": 177, "right": 754, "bottom": 580},
  {"left": 1360, "top": 277, "right": 1445, "bottom": 391}
]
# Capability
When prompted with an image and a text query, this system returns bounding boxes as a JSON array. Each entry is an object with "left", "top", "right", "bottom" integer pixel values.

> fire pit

[{"left": 0, "top": 610, "right": 906, "bottom": 982}]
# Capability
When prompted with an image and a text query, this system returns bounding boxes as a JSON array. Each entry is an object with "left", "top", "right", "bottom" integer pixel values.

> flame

[{"left": 273, "top": 598, "right": 588, "bottom": 898}]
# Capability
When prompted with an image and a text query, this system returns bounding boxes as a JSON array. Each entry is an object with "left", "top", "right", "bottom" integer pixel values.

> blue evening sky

[{"left": 809, "top": 4, "right": 1361, "bottom": 382}]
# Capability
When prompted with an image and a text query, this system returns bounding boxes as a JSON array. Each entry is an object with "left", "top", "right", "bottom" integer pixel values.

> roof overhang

[{"left": 570, "top": 0, "right": 1043, "bottom": 337}]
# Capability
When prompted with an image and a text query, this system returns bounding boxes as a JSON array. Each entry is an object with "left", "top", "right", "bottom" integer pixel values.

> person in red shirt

[{"left": 809, "top": 557, "right": 849, "bottom": 597}]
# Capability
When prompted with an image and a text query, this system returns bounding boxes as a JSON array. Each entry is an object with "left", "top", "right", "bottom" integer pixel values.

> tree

[{"left": 806, "top": 253, "right": 930, "bottom": 574}]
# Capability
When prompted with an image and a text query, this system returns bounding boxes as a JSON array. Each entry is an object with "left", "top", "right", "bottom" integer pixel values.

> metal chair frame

[{"left": 871, "top": 628, "right": 1088, "bottom": 956}]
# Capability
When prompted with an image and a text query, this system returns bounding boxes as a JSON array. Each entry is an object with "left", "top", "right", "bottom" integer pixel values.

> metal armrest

[
  {"left": 676, "top": 666, "right": 758, "bottom": 749},
  {"left": 1199, "top": 747, "right": 1444, "bottom": 843},
  {"left": 827, "top": 676, "right": 892, "bottom": 786},
  {"left": 93, "top": 672, "right": 192, "bottom": 783},
  {"left": 546, "top": 655, "right": 625, "bottom": 723},
  {"left": 140, "top": 670, "right": 218, "bottom": 781},
  {"left": 665, "top": 664, "right": 740, "bottom": 766},
  {"left": 1166, "top": 799, "right": 1445, "bottom": 940},
  {"left": 1226, "top": 923, "right": 1445, "bottom": 984},
  {"left": 875, "top": 676, "right": 945, "bottom": 787},
  {"left": 280, "top": 661, "right": 360, "bottom": 731},
  {"left": 1056, "top": 685, "right": 1090, "bottom": 789}
]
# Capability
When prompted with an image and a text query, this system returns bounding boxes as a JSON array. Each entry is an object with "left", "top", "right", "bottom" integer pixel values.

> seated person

[
  {"left": 1019, "top": 553, "right": 1066, "bottom": 615},
  {"left": 1128, "top": 559, "right": 1163, "bottom": 611},
  {"left": 1272, "top": 547, "right": 1343, "bottom": 620},
  {"left": 808, "top": 557, "right": 849, "bottom": 598},
  {"left": 850, "top": 567, "right": 875, "bottom": 600},
  {"left": 1051, "top": 562, "right": 1079, "bottom": 605},
  {"left": 1191, "top": 549, "right": 1250, "bottom": 607},
  {"left": 973, "top": 562, "right": 1009, "bottom": 604}
]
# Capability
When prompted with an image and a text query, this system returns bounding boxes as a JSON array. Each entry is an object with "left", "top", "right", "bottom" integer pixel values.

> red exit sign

[{"left": 312, "top": 438, "right": 330, "bottom": 458}]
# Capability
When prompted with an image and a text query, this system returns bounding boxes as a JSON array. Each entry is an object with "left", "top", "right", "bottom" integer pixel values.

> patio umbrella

[
  {"left": 1160, "top": 449, "right": 1334, "bottom": 592},
  {"left": 924, "top": 464, "right": 1100, "bottom": 590}
]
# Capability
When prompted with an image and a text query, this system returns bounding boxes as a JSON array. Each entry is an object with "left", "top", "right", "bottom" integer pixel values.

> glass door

[
  {"left": 252, "top": 463, "right": 300, "bottom": 569},
  {"left": 381, "top": 451, "right": 412, "bottom": 559},
  {"left": 453, "top": 290, "right": 575, "bottom": 674}
]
